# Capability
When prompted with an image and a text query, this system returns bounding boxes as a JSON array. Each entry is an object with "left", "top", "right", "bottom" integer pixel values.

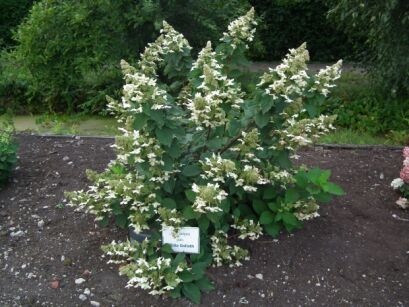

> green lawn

[
  {"left": 0, "top": 114, "right": 118, "bottom": 136},
  {"left": 1, "top": 114, "right": 404, "bottom": 145}
]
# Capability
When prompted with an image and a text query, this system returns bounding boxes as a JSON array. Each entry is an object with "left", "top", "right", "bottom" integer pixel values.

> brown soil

[{"left": 0, "top": 135, "right": 408, "bottom": 307}]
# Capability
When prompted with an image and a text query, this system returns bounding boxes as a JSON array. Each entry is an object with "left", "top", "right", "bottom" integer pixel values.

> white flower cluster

[
  {"left": 258, "top": 43, "right": 310, "bottom": 103},
  {"left": 210, "top": 231, "right": 250, "bottom": 267},
  {"left": 186, "top": 42, "right": 244, "bottom": 130},
  {"left": 258, "top": 43, "right": 342, "bottom": 104},
  {"left": 391, "top": 178, "right": 404, "bottom": 190},
  {"left": 107, "top": 71, "right": 170, "bottom": 120},
  {"left": 138, "top": 21, "right": 191, "bottom": 76},
  {"left": 293, "top": 199, "right": 320, "bottom": 221},
  {"left": 236, "top": 165, "right": 269, "bottom": 192},
  {"left": 102, "top": 239, "right": 187, "bottom": 295},
  {"left": 268, "top": 168, "right": 295, "bottom": 188},
  {"left": 310, "top": 60, "right": 343, "bottom": 97},
  {"left": 157, "top": 207, "right": 185, "bottom": 231},
  {"left": 200, "top": 153, "right": 237, "bottom": 183},
  {"left": 396, "top": 197, "right": 409, "bottom": 209},
  {"left": 230, "top": 129, "right": 264, "bottom": 157},
  {"left": 220, "top": 7, "right": 257, "bottom": 49},
  {"left": 125, "top": 257, "right": 181, "bottom": 295},
  {"left": 199, "top": 150, "right": 268, "bottom": 194},
  {"left": 191, "top": 183, "right": 228, "bottom": 213},
  {"left": 276, "top": 114, "right": 336, "bottom": 151},
  {"left": 103, "top": 240, "right": 139, "bottom": 264},
  {"left": 114, "top": 130, "right": 165, "bottom": 168},
  {"left": 231, "top": 218, "right": 263, "bottom": 240}
]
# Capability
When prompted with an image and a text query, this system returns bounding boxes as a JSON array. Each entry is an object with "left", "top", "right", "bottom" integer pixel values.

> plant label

[{"left": 162, "top": 226, "right": 200, "bottom": 254}]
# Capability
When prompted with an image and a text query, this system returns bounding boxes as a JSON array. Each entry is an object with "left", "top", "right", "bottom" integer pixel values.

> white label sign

[{"left": 162, "top": 226, "right": 200, "bottom": 254}]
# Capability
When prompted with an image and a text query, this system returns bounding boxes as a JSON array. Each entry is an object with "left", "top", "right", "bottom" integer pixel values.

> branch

[
  {"left": 218, "top": 121, "right": 255, "bottom": 155},
  {"left": 219, "top": 133, "right": 242, "bottom": 154}
]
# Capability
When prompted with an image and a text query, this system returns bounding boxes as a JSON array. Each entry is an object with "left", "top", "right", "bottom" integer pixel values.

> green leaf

[
  {"left": 133, "top": 113, "right": 148, "bottom": 130},
  {"left": 295, "top": 171, "right": 308, "bottom": 188},
  {"left": 220, "top": 199, "right": 231, "bottom": 213},
  {"left": 195, "top": 276, "right": 215, "bottom": 292},
  {"left": 183, "top": 206, "right": 199, "bottom": 220},
  {"left": 99, "top": 215, "right": 109, "bottom": 227},
  {"left": 168, "top": 141, "right": 182, "bottom": 158},
  {"left": 255, "top": 112, "right": 270, "bottom": 128},
  {"left": 285, "top": 188, "right": 300, "bottom": 204},
  {"left": 149, "top": 110, "right": 165, "bottom": 126},
  {"left": 162, "top": 243, "right": 173, "bottom": 254},
  {"left": 185, "top": 189, "right": 196, "bottom": 202},
  {"left": 228, "top": 119, "right": 241, "bottom": 137},
  {"left": 162, "top": 198, "right": 177, "bottom": 209},
  {"left": 318, "top": 170, "right": 331, "bottom": 184},
  {"left": 238, "top": 203, "right": 255, "bottom": 219},
  {"left": 156, "top": 127, "right": 173, "bottom": 147},
  {"left": 198, "top": 216, "right": 210, "bottom": 232},
  {"left": 260, "top": 95, "right": 274, "bottom": 113},
  {"left": 277, "top": 151, "right": 292, "bottom": 169},
  {"left": 267, "top": 202, "right": 280, "bottom": 212},
  {"left": 305, "top": 103, "right": 318, "bottom": 117},
  {"left": 259, "top": 211, "right": 274, "bottom": 224},
  {"left": 252, "top": 199, "right": 268, "bottom": 215},
  {"left": 191, "top": 262, "right": 208, "bottom": 277},
  {"left": 264, "top": 223, "right": 281, "bottom": 237},
  {"left": 282, "top": 212, "right": 299, "bottom": 227},
  {"left": 207, "top": 212, "right": 222, "bottom": 225},
  {"left": 262, "top": 186, "right": 276, "bottom": 200},
  {"left": 182, "top": 283, "right": 201, "bottom": 304},
  {"left": 163, "top": 178, "right": 176, "bottom": 193},
  {"left": 314, "top": 192, "right": 333, "bottom": 203},
  {"left": 115, "top": 214, "right": 127, "bottom": 229},
  {"left": 111, "top": 201, "right": 122, "bottom": 215},
  {"left": 170, "top": 285, "right": 182, "bottom": 298},
  {"left": 179, "top": 271, "right": 195, "bottom": 283},
  {"left": 182, "top": 164, "right": 201, "bottom": 177},
  {"left": 323, "top": 183, "right": 345, "bottom": 196},
  {"left": 207, "top": 137, "right": 226, "bottom": 150},
  {"left": 174, "top": 253, "right": 185, "bottom": 265},
  {"left": 307, "top": 168, "right": 322, "bottom": 185}
]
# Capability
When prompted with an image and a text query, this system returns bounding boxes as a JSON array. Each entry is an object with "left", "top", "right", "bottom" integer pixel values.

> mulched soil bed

[{"left": 1, "top": 135, "right": 408, "bottom": 306}]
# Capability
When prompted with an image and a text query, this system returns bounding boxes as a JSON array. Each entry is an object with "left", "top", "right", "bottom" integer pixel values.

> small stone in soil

[
  {"left": 50, "top": 280, "right": 60, "bottom": 289},
  {"left": 10, "top": 230, "right": 25, "bottom": 238},
  {"left": 90, "top": 301, "right": 100, "bottom": 307},
  {"left": 37, "top": 220, "right": 45, "bottom": 228},
  {"left": 78, "top": 294, "right": 87, "bottom": 301},
  {"left": 255, "top": 273, "right": 263, "bottom": 280},
  {"left": 82, "top": 269, "right": 92, "bottom": 277},
  {"left": 75, "top": 278, "right": 86, "bottom": 285}
]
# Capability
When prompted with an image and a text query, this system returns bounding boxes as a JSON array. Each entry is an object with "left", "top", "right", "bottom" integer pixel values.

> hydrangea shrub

[
  {"left": 66, "top": 8, "right": 344, "bottom": 303},
  {"left": 391, "top": 147, "right": 409, "bottom": 209}
]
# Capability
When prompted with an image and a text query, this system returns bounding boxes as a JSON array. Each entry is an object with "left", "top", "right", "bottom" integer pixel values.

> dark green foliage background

[
  {"left": 1, "top": 0, "right": 252, "bottom": 114},
  {"left": 0, "top": 0, "right": 34, "bottom": 49},
  {"left": 1, "top": 0, "right": 407, "bottom": 131},
  {"left": 250, "top": 0, "right": 353, "bottom": 61},
  {"left": 327, "top": 0, "right": 409, "bottom": 98}
]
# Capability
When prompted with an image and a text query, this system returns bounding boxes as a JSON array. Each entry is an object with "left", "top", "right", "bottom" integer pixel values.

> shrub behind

[
  {"left": 251, "top": 0, "right": 353, "bottom": 61},
  {"left": 0, "top": 120, "right": 18, "bottom": 187},
  {"left": 0, "top": 0, "right": 34, "bottom": 49},
  {"left": 11, "top": 0, "right": 251, "bottom": 114}
]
